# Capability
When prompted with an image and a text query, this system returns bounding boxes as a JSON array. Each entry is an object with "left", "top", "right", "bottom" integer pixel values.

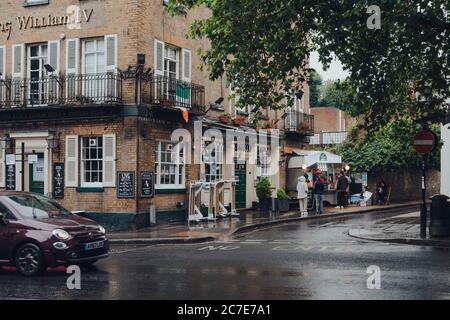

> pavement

[
  {"left": 108, "top": 201, "right": 422, "bottom": 244},
  {"left": 349, "top": 211, "right": 450, "bottom": 247},
  {"left": 4, "top": 205, "right": 450, "bottom": 300}
]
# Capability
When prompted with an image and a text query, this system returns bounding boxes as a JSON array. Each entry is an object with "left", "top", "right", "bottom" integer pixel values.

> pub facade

[{"left": 0, "top": 0, "right": 314, "bottom": 229}]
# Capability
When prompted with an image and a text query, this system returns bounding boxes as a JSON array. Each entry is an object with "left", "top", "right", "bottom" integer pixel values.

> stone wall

[{"left": 368, "top": 168, "right": 441, "bottom": 204}]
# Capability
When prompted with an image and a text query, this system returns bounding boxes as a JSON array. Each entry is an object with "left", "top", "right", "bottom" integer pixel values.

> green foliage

[
  {"left": 276, "top": 188, "right": 289, "bottom": 200},
  {"left": 318, "top": 79, "right": 358, "bottom": 113},
  {"left": 328, "top": 120, "right": 441, "bottom": 173},
  {"left": 167, "top": 0, "right": 450, "bottom": 128},
  {"left": 256, "top": 177, "right": 272, "bottom": 199},
  {"left": 309, "top": 70, "right": 322, "bottom": 107}
]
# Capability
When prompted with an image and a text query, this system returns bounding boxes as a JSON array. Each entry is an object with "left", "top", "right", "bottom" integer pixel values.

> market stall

[{"left": 287, "top": 150, "right": 344, "bottom": 206}]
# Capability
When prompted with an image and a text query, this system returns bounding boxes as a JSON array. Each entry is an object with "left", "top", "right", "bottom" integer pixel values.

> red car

[{"left": 0, "top": 192, "right": 109, "bottom": 276}]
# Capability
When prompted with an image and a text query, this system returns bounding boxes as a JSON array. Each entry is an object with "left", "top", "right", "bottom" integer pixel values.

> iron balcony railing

[
  {"left": 0, "top": 73, "right": 122, "bottom": 108},
  {"left": 148, "top": 75, "right": 205, "bottom": 113},
  {"left": 284, "top": 109, "right": 315, "bottom": 135}
]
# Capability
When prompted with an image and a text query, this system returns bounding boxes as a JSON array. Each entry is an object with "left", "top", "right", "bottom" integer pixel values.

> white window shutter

[
  {"left": 105, "top": 34, "right": 118, "bottom": 73},
  {"left": 65, "top": 135, "right": 79, "bottom": 187},
  {"left": 154, "top": 39, "right": 165, "bottom": 76},
  {"left": 66, "top": 38, "right": 79, "bottom": 75},
  {"left": 0, "top": 46, "right": 5, "bottom": 79},
  {"left": 182, "top": 48, "right": 191, "bottom": 82},
  {"left": 47, "top": 40, "right": 60, "bottom": 74},
  {"left": 12, "top": 44, "right": 24, "bottom": 79},
  {"left": 102, "top": 134, "right": 116, "bottom": 187},
  {"left": 0, "top": 141, "right": 5, "bottom": 188}
]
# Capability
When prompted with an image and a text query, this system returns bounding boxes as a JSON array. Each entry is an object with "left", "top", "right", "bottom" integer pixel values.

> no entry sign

[{"left": 413, "top": 130, "right": 437, "bottom": 154}]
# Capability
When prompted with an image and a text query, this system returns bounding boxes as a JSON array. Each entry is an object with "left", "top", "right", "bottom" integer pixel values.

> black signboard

[
  {"left": 140, "top": 172, "right": 155, "bottom": 198},
  {"left": 53, "top": 163, "right": 64, "bottom": 199},
  {"left": 117, "top": 171, "right": 135, "bottom": 198},
  {"left": 6, "top": 164, "right": 15, "bottom": 191}
]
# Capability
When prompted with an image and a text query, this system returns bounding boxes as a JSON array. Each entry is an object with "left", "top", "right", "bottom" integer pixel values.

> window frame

[
  {"left": 155, "top": 140, "right": 186, "bottom": 190},
  {"left": 80, "top": 136, "right": 104, "bottom": 188}
]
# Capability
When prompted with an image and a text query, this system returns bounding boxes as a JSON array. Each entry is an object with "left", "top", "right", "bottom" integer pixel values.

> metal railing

[
  {"left": 310, "top": 131, "right": 348, "bottom": 145},
  {"left": 148, "top": 75, "right": 205, "bottom": 112},
  {"left": 0, "top": 73, "right": 122, "bottom": 108},
  {"left": 284, "top": 109, "right": 315, "bottom": 135}
]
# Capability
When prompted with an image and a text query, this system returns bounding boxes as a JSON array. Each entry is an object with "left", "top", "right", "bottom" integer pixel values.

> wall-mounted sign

[
  {"left": 6, "top": 164, "right": 15, "bottom": 191},
  {"left": 140, "top": 172, "right": 155, "bottom": 198},
  {"left": 28, "top": 154, "right": 38, "bottom": 164},
  {"left": 0, "top": 7, "right": 94, "bottom": 40},
  {"left": 53, "top": 163, "right": 64, "bottom": 199},
  {"left": 5, "top": 154, "right": 15, "bottom": 166},
  {"left": 117, "top": 171, "right": 135, "bottom": 199}
]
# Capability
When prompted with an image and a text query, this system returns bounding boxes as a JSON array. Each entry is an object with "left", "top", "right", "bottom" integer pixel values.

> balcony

[
  {"left": 284, "top": 110, "right": 315, "bottom": 137},
  {"left": 148, "top": 75, "right": 205, "bottom": 114},
  {"left": 0, "top": 73, "right": 122, "bottom": 108},
  {"left": 309, "top": 131, "right": 348, "bottom": 145}
]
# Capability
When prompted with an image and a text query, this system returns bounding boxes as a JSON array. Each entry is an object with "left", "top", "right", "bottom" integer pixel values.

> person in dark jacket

[
  {"left": 336, "top": 170, "right": 349, "bottom": 209},
  {"left": 313, "top": 175, "right": 325, "bottom": 214}
]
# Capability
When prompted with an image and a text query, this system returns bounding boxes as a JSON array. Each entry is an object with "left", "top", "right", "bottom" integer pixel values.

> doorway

[
  {"left": 235, "top": 163, "right": 247, "bottom": 209},
  {"left": 29, "top": 153, "right": 45, "bottom": 194}
]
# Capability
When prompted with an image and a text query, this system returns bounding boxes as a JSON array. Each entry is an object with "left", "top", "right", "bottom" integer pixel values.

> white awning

[{"left": 288, "top": 150, "right": 342, "bottom": 169}]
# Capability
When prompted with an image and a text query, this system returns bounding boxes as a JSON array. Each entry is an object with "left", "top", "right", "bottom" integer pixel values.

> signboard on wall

[
  {"left": 6, "top": 164, "right": 15, "bottom": 191},
  {"left": 53, "top": 163, "right": 64, "bottom": 199},
  {"left": 117, "top": 171, "right": 135, "bottom": 198},
  {"left": 140, "top": 172, "right": 155, "bottom": 198}
]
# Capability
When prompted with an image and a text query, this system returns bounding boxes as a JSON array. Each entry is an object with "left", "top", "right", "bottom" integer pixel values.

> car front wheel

[{"left": 15, "top": 243, "right": 46, "bottom": 277}]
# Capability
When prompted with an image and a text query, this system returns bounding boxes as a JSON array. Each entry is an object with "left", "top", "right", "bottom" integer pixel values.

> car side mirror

[{"left": 0, "top": 212, "right": 8, "bottom": 225}]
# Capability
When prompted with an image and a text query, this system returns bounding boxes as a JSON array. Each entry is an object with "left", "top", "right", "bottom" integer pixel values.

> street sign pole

[
  {"left": 413, "top": 123, "right": 437, "bottom": 239},
  {"left": 420, "top": 153, "right": 427, "bottom": 238}
]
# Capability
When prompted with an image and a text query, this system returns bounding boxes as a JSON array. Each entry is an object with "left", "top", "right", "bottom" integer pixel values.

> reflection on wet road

[{"left": 1, "top": 208, "right": 449, "bottom": 300}]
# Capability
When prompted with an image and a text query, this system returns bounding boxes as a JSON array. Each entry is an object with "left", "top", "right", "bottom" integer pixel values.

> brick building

[{"left": 0, "top": 0, "right": 313, "bottom": 229}]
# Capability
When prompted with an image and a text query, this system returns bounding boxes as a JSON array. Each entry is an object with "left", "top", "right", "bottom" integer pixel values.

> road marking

[{"left": 198, "top": 245, "right": 241, "bottom": 251}]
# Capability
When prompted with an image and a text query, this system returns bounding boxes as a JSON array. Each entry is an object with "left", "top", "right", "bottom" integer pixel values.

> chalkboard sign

[
  {"left": 6, "top": 164, "right": 15, "bottom": 191},
  {"left": 117, "top": 171, "right": 135, "bottom": 198},
  {"left": 140, "top": 172, "right": 155, "bottom": 198},
  {"left": 53, "top": 163, "right": 64, "bottom": 198}
]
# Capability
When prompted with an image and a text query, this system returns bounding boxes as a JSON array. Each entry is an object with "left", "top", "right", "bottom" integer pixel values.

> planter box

[
  {"left": 276, "top": 198, "right": 290, "bottom": 212},
  {"left": 258, "top": 197, "right": 271, "bottom": 216}
]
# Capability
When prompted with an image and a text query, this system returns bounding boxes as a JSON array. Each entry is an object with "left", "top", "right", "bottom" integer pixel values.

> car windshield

[{"left": 0, "top": 194, "right": 72, "bottom": 219}]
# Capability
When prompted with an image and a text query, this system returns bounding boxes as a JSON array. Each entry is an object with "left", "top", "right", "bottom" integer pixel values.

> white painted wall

[{"left": 441, "top": 124, "right": 450, "bottom": 196}]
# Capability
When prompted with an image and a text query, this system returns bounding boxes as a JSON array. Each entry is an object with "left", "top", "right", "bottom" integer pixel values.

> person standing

[
  {"left": 313, "top": 175, "right": 325, "bottom": 215},
  {"left": 297, "top": 176, "right": 309, "bottom": 217},
  {"left": 336, "top": 170, "right": 349, "bottom": 209}
]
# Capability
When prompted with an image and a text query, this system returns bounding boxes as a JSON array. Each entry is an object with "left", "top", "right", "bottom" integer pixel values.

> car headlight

[
  {"left": 98, "top": 225, "right": 106, "bottom": 234},
  {"left": 52, "top": 229, "right": 70, "bottom": 240}
]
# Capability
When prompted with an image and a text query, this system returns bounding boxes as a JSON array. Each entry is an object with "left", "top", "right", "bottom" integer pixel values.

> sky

[{"left": 310, "top": 51, "right": 349, "bottom": 81}]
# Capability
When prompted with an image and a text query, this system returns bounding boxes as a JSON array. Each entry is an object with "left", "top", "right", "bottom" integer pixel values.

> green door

[
  {"left": 29, "top": 154, "right": 45, "bottom": 194},
  {"left": 235, "top": 163, "right": 247, "bottom": 209}
]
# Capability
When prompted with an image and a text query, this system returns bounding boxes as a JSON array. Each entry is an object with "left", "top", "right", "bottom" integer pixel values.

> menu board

[
  {"left": 6, "top": 164, "right": 15, "bottom": 191},
  {"left": 140, "top": 172, "right": 155, "bottom": 198},
  {"left": 117, "top": 171, "right": 135, "bottom": 198},
  {"left": 53, "top": 163, "right": 64, "bottom": 198}
]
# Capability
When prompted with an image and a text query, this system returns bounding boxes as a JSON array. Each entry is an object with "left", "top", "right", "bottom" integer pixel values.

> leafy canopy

[
  {"left": 168, "top": 0, "right": 449, "bottom": 128},
  {"left": 329, "top": 120, "right": 441, "bottom": 173}
]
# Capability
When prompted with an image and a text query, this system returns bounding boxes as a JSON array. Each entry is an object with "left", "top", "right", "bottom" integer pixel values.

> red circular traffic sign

[{"left": 413, "top": 130, "right": 436, "bottom": 154}]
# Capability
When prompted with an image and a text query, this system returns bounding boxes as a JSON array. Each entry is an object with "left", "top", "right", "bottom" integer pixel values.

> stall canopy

[{"left": 288, "top": 150, "right": 342, "bottom": 169}]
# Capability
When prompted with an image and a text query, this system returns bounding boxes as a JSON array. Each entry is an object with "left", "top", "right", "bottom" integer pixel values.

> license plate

[{"left": 84, "top": 240, "right": 104, "bottom": 251}]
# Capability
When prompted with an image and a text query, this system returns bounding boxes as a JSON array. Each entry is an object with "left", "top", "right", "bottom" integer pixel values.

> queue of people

[{"left": 298, "top": 170, "right": 353, "bottom": 216}]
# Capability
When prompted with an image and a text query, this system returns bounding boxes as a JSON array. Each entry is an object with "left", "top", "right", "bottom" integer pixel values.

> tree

[
  {"left": 168, "top": 0, "right": 449, "bottom": 128},
  {"left": 309, "top": 70, "right": 322, "bottom": 107},
  {"left": 318, "top": 79, "right": 358, "bottom": 114},
  {"left": 329, "top": 121, "right": 441, "bottom": 173}
]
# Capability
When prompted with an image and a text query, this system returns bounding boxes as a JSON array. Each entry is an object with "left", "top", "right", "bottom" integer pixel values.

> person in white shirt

[{"left": 297, "top": 176, "right": 309, "bottom": 217}]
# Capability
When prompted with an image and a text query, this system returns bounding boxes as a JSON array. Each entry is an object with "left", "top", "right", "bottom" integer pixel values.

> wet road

[{"left": 1, "top": 208, "right": 450, "bottom": 300}]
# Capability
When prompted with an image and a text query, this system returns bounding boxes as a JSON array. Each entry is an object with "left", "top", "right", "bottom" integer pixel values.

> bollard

[{"left": 429, "top": 194, "right": 450, "bottom": 238}]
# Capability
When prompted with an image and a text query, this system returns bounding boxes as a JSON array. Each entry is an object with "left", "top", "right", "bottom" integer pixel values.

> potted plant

[
  {"left": 219, "top": 112, "right": 231, "bottom": 124},
  {"left": 276, "top": 188, "right": 290, "bottom": 213},
  {"left": 233, "top": 115, "right": 246, "bottom": 126},
  {"left": 256, "top": 177, "right": 272, "bottom": 216}
]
